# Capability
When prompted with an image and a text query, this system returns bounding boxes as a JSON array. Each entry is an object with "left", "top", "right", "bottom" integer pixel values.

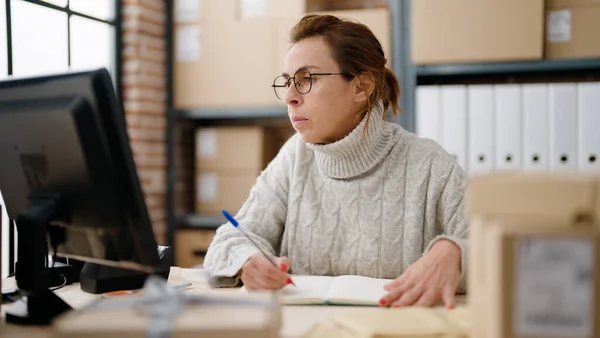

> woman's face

[{"left": 282, "top": 36, "right": 364, "bottom": 144}]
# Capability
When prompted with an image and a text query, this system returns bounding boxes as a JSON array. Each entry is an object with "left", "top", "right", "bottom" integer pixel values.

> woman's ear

[{"left": 351, "top": 73, "right": 375, "bottom": 103}]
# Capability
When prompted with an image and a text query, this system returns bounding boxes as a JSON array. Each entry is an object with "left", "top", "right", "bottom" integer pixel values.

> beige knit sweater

[{"left": 203, "top": 104, "right": 469, "bottom": 291}]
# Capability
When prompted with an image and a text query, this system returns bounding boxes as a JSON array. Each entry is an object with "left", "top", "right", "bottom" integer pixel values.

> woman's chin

[{"left": 298, "top": 131, "right": 321, "bottom": 144}]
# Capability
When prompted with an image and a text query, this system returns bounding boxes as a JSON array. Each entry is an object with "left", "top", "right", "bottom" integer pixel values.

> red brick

[
  {"left": 124, "top": 101, "right": 165, "bottom": 115},
  {"left": 122, "top": 74, "right": 165, "bottom": 89}
]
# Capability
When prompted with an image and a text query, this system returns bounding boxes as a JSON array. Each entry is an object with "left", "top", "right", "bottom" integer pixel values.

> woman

[{"left": 204, "top": 14, "right": 468, "bottom": 309}]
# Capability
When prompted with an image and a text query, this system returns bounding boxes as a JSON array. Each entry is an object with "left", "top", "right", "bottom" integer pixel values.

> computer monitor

[{"left": 0, "top": 68, "right": 160, "bottom": 325}]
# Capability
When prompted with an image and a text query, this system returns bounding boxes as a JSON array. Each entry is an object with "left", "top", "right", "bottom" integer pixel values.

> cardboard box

[
  {"left": 467, "top": 172, "right": 600, "bottom": 338},
  {"left": 175, "top": 229, "right": 216, "bottom": 267},
  {"left": 483, "top": 223, "right": 600, "bottom": 338},
  {"left": 194, "top": 125, "right": 295, "bottom": 215},
  {"left": 174, "top": 19, "right": 277, "bottom": 109},
  {"left": 50, "top": 291, "right": 281, "bottom": 338},
  {"left": 173, "top": 0, "right": 238, "bottom": 24},
  {"left": 545, "top": 0, "right": 600, "bottom": 59},
  {"left": 195, "top": 172, "right": 258, "bottom": 215},
  {"left": 195, "top": 126, "right": 284, "bottom": 172},
  {"left": 412, "top": 0, "right": 544, "bottom": 64},
  {"left": 240, "top": 0, "right": 327, "bottom": 19}
]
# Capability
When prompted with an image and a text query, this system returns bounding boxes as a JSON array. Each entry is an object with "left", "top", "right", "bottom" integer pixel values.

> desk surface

[{"left": 1, "top": 267, "right": 467, "bottom": 338}]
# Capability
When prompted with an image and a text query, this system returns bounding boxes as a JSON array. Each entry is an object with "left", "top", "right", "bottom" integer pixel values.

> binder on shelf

[
  {"left": 522, "top": 84, "right": 550, "bottom": 172},
  {"left": 440, "top": 85, "right": 468, "bottom": 171},
  {"left": 494, "top": 84, "right": 522, "bottom": 172},
  {"left": 577, "top": 82, "right": 600, "bottom": 171},
  {"left": 467, "top": 85, "right": 495, "bottom": 176},
  {"left": 549, "top": 83, "right": 578, "bottom": 172},
  {"left": 416, "top": 85, "right": 441, "bottom": 144}
]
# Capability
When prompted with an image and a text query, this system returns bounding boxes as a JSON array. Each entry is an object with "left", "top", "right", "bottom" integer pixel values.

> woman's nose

[{"left": 285, "top": 86, "right": 301, "bottom": 105}]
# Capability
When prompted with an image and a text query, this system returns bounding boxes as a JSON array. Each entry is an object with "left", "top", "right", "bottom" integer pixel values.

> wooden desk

[
  {"left": 1, "top": 268, "right": 467, "bottom": 337},
  {"left": 0, "top": 267, "right": 376, "bottom": 338}
]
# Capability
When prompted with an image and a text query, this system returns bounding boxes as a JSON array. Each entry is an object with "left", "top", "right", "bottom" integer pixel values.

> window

[
  {"left": 4, "top": 0, "right": 119, "bottom": 78},
  {"left": 1, "top": 0, "right": 120, "bottom": 277}
]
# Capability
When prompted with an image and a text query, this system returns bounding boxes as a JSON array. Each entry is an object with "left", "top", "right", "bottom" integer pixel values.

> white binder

[
  {"left": 550, "top": 83, "right": 579, "bottom": 171},
  {"left": 577, "top": 82, "right": 600, "bottom": 171},
  {"left": 522, "top": 84, "right": 550, "bottom": 171},
  {"left": 440, "top": 85, "right": 468, "bottom": 171},
  {"left": 494, "top": 84, "right": 522, "bottom": 172},
  {"left": 416, "top": 86, "right": 441, "bottom": 144},
  {"left": 549, "top": 83, "right": 578, "bottom": 172},
  {"left": 467, "top": 85, "right": 495, "bottom": 176}
]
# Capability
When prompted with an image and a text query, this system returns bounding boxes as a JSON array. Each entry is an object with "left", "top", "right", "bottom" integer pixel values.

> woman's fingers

[
  {"left": 391, "top": 286, "right": 423, "bottom": 307},
  {"left": 242, "top": 253, "right": 292, "bottom": 291},
  {"left": 380, "top": 280, "right": 414, "bottom": 306},
  {"left": 442, "top": 285, "right": 456, "bottom": 309},
  {"left": 414, "top": 290, "right": 438, "bottom": 307}
]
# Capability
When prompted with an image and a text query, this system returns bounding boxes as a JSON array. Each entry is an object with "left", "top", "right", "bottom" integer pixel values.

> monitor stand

[{"left": 6, "top": 193, "right": 72, "bottom": 325}]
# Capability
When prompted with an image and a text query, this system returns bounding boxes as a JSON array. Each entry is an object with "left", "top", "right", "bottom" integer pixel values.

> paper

[
  {"left": 198, "top": 173, "right": 218, "bottom": 203},
  {"left": 196, "top": 129, "right": 217, "bottom": 159},
  {"left": 240, "top": 0, "right": 267, "bottom": 19},
  {"left": 175, "top": 0, "right": 199, "bottom": 23},
  {"left": 547, "top": 10, "right": 571, "bottom": 43},
  {"left": 514, "top": 237, "right": 594, "bottom": 338},
  {"left": 176, "top": 26, "right": 201, "bottom": 62},
  {"left": 242, "top": 275, "right": 392, "bottom": 306}
]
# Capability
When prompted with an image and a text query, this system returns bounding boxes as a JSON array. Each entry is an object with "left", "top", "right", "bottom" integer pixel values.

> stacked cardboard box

[
  {"left": 194, "top": 124, "right": 295, "bottom": 216},
  {"left": 545, "top": 0, "right": 600, "bottom": 59},
  {"left": 174, "top": 0, "right": 391, "bottom": 110},
  {"left": 467, "top": 172, "right": 600, "bottom": 338},
  {"left": 411, "top": 0, "right": 545, "bottom": 65}
]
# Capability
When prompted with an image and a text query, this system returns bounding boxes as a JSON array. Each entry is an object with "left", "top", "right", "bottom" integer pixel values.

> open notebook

[{"left": 241, "top": 275, "right": 393, "bottom": 306}]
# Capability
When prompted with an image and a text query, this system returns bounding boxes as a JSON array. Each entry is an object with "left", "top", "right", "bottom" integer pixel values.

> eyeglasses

[{"left": 272, "top": 69, "right": 351, "bottom": 100}]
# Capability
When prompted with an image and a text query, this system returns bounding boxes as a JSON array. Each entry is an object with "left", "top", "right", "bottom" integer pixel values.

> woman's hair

[{"left": 289, "top": 14, "right": 401, "bottom": 120}]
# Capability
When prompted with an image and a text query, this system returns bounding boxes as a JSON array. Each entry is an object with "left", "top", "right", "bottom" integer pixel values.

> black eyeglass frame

[{"left": 271, "top": 69, "right": 353, "bottom": 100}]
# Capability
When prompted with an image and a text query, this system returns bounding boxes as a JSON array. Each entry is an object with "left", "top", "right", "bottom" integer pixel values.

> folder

[
  {"left": 440, "top": 85, "right": 468, "bottom": 171},
  {"left": 549, "top": 83, "right": 578, "bottom": 172},
  {"left": 467, "top": 85, "right": 495, "bottom": 176},
  {"left": 578, "top": 82, "right": 600, "bottom": 172},
  {"left": 522, "top": 84, "right": 550, "bottom": 172},
  {"left": 494, "top": 84, "right": 522, "bottom": 172},
  {"left": 416, "top": 86, "right": 441, "bottom": 144}
]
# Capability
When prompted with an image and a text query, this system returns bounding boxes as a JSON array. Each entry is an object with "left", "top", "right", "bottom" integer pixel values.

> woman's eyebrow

[{"left": 281, "top": 65, "right": 321, "bottom": 77}]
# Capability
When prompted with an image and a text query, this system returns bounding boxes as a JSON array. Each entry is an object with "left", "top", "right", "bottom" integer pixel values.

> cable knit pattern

[{"left": 203, "top": 104, "right": 469, "bottom": 292}]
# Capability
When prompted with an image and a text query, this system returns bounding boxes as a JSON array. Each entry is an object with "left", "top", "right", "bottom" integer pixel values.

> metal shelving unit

[
  {"left": 416, "top": 58, "right": 600, "bottom": 78},
  {"left": 178, "top": 107, "right": 288, "bottom": 120},
  {"left": 164, "top": 0, "right": 600, "bottom": 250}
]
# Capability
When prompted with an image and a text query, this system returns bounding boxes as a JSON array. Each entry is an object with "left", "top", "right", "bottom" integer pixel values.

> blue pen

[{"left": 222, "top": 210, "right": 295, "bottom": 286}]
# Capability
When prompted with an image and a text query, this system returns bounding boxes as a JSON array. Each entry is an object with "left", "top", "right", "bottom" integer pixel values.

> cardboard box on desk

[
  {"left": 545, "top": 0, "right": 600, "bottom": 59},
  {"left": 411, "top": 0, "right": 544, "bottom": 64},
  {"left": 50, "top": 291, "right": 281, "bottom": 338},
  {"left": 466, "top": 172, "right": 600, "bottom": 338}
]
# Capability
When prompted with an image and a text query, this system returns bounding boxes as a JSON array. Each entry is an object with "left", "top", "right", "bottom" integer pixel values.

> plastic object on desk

[{"left": 80, "top": 245, "right": 173, "bottom": 295}]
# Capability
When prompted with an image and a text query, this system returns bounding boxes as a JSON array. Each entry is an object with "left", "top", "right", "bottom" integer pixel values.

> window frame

[{"left": 2, "top": 0, "right": 122, "bottom": 276}]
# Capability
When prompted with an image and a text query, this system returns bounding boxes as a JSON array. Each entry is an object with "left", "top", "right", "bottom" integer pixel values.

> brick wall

[{"left": 121, "top": 0, "right": 167, "bottom": 244}]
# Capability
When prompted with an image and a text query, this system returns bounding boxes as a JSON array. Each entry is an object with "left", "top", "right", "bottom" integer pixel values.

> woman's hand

[
  {"left": 380, "top": 239, "right": 461, "bottom": 308},
  {"left": 241, "top": 253, "right": 293, "bottom": 291}
]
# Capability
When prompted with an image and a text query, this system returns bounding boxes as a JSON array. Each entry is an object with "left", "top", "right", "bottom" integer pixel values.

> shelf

[
  {"left": 415, "top": 58, "right": 600, "bottom": 78},
  {"left": 177, "top": 107, "right": 288, "bottom": 120},
  {"left": 177, "top": 214, "right": 225, "bottom": 230}
]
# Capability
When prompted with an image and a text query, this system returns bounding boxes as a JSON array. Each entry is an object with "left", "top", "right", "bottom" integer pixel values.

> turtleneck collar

[{"left": 305, "top": 102, "right": 395, "bottom": 179}]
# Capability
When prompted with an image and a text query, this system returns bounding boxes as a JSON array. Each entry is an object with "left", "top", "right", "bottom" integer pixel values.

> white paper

[
  {"left": 547, "top": 10, "right": 571, "bottom": 43},
  {"left": 240, "top": 0, "right": 267, "bottom": 19},
  {"left": 514, "top": 237, "right": 594, "bottom": 338},
  {"left": 176, "top": 26, "right": 201, "bottom": 62},
  {"left": 175, "top": 0, "right": 199, "bottom": 23},
  {"left": 196, "top": 129, "right": 217, "bottom": 159},
  {"left": 198, "top": 173, "right": 218, "bottom": 203}
]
